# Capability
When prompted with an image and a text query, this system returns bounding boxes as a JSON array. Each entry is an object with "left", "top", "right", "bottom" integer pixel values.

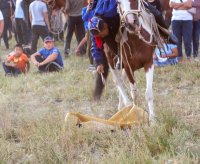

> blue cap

[
  {"left": 88, "top": 17, "right": 104, "bottom": 35},
  {"left": 44, "top": 36, "right": 54, "bottom": 43}
]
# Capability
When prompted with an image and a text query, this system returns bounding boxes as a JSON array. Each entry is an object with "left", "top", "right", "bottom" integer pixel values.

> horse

[
  {"left": 106, "top": 0, "right": 161, "bottom": 121},
  {"left": 160, "top": 0, "right": 172, "bottom": 28},
  {"left": 48, "top": 0, "right": 158, "bottom": 121}
]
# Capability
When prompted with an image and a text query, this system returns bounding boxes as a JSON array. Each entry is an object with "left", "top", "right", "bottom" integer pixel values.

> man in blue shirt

[{"left": 31, "top": 36, "right": 64, "bottom": 72}]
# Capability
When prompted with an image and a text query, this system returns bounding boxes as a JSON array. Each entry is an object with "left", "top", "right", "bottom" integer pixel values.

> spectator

[
  {"left": 64, "top": 0, "right": 85, "bottom": 57},
  {"left": 153, "top": 40, "right": 178, "bottom": 67},
  {"left": 169, "top": 0, "right": 193, "bottom": 62},
  {"left": 31, "top": 36, "right": 64, "bottom": 73},
  {"left": 14, "top": 0, "right": 29, "bottom": 45},
  {"left": 0, "top": 10, "right": 4, "bottom": 38},
  {"left": 0, "top": 0, "right": 14, "bottom": 49},
  {"left": 2, "top": 43, "right": 29, "bottom": 76},
  {"left": 29, "top": 0, "right": 50, "bottom": 53},
  {"left": 76, "top": 1, "right": 94, "bottom": 63},
  {"left": 191, "top": 0, "right": 200, "bottom": 61}
]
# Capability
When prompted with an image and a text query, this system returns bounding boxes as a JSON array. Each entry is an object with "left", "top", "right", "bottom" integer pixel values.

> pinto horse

[{"left": 107, "top": 0, "right": 159, "bottom": 121}]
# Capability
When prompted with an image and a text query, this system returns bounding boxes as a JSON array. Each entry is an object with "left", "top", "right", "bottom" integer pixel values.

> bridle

[{"left": 117, "top": 0, "right": 142, "bottom": 30}]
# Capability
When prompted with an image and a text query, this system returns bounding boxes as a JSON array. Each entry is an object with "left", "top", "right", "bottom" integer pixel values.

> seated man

[
  {"left": 2, "top": 44, "right": 29, "bottom": 76},
  {"left": 153, "top": 40, "right": 178, "bottom": 67},
  {"left": 31, "top": 36, "right": 64, "bottom": 72}
]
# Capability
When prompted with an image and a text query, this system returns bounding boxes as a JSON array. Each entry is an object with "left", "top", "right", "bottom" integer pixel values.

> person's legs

[
  {"left": 192, "top": 20, "right": 200, "bottom": 58},
  {"left": 2, "top": 62, "right": 21, "bottom": 76},
  {"left": 182, "top": 20, "right": 193, "bottom": 59},
  {"left": 15, "top": 18, "right": 24, "bottom": 44},
  {"left": 21, "top": 19, "right": 29, "bottom": 45},
  {"left": 2, "top": 17, "right": 9, "bottom": 49},
  {"left": 35, "top": 55, "right": 47, "bottom": 72},
  {"left": 38, "top": 25, "right": 49, "bottom": 41},
  {"left": 75, "top": 16, "right": 85, "bottom": 54},
  {"left": 64, "top": 16, "right": 75, "bottom": 56},
  {"left": 46, "top": 62, "right": 63, "bottom": 72},
  {"left": 31, "top": 25, "right": 40, "bottom": 53},
  {"left": 172, "top": 20, "right": 183, "bottom": 60}
]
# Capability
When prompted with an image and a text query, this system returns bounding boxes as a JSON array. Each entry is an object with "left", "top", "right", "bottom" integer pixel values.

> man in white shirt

[
  {"left": 15, "top": 0, "right": 29, "bottom": 45},
  {"left": 169, "top": 0, "right": 193, "bottom": 62},
  {"left": 29, "top": 0, "right": 50, "bottom": 53},
  {"left": 0, "top": 10, "right": 4, "bottom": 38}
]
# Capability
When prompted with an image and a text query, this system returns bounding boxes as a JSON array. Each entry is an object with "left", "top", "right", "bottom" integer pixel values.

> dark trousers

[
  {"left": 2, "top": 62, "right": 22, "bottom": 75},
  {"left": 2, "top": 17, "right": 10, "bottom": 49},
  {"left": 35, "top": 56, "right": 63, "bottom": 72},
  {"left": 192, "top": 20, "right": 200, "bottom": 58},
  {"left": 172, "top": 20, "right": 193, "bottom": 59},
  {"left": 64, "top": 15, "right": 85, "bottom": 54},
  {"left": 15, "top": 18, "right": 28, "bottom": 45},
  {"left": 31, "top": 25, "right": 49, "bottom": 53}
]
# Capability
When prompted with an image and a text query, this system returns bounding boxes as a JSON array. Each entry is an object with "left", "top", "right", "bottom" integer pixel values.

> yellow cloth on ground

[{"left": 65, "top": 105, "right": 149, "bottom": 129}]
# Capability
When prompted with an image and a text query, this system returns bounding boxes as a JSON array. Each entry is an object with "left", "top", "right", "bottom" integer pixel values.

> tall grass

[{"left": 0, "top": 38, "right": 199, "bottom": 163}]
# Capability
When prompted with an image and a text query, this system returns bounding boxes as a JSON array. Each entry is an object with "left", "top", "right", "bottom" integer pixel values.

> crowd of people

[{"left": 0, "top": 0, "right": 200, "bottom": 77}]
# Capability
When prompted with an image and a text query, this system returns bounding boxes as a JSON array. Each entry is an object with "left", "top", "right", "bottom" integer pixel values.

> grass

[{"left": 0, "top": 37, "right": 199, "bottom": 163}]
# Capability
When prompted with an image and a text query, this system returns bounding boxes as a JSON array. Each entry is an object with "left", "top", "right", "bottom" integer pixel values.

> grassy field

[{"left": 0, "top": 38, "right": 199, "bottom": 163}]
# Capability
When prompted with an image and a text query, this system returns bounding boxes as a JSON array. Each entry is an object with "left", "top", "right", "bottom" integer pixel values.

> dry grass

[{"left": 0, "top": 38, "right": 199, "bottom": 163}]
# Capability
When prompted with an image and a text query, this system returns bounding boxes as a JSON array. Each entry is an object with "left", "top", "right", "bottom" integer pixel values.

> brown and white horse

[
  {"left": 48, "top": 0, "right": 158, "bottom": 120},
  {"left": 111, "top": 0, "right": 159, "bottom": 121}
]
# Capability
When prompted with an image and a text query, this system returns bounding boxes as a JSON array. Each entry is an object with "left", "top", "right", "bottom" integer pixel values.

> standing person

[
  {"left": 31, "top": 36, "right": 64, "bottom": 73},
  {"left": 14, "top": 0, "right": 29, "bottom": 45},
  {"left": 64, "top": 0, "right": 85, "bottom": 57},
  {"left": 0, "top": 10, "right": 4, "bottom": 38},
  {"left": 191, "top": 0, "right": 200, "bottom": 61},
  {"left": 169, "top": 0, "right": 193, "bottom": 62},
  {"left": 29, "top": 0, "right": 50, "bottom": 53},
  {"left": 2, "top": 44, "right": 29, "bottom": 76},
  {"left": 0, "top": 0, "right": 13, "bottom": 49}
]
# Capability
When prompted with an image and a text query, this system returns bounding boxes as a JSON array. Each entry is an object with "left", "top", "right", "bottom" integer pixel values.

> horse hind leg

[{"left": 145, "top": 65, "right": 155, "bottom": 121}]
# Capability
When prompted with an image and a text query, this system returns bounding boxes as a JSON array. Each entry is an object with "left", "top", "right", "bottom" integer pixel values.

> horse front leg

[
  {"left": 145, "top": 65, "right": 155, "bottom": 121},
  {"left": 110, "top": 68, "right": 131, "bottom": 110},
  {"left": 130, "top": 82, "right": 137, "bottom": 105}
]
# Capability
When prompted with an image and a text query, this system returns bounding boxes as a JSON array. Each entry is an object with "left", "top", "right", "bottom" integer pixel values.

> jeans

[
  {"left": 31, "top": 25, "right": 49, "bottom": 53},
  {"left": 35, "top": 56, "right": 63, "bottom": 72},
  {"left": 172, "top": 20, "right": 193, "bottom": 59},
  {"left": 2, "top": 62, "right": 22, "bottom": 76},
  {"left": 15, "top": 18, "right": 29, "bottom": 45},
  {"left": 192, "top": 20, "right": 200, "bottom": 58},
  {"left": 64, "top": 15, "right": 85, "bottom": 55},
  {"left": 2, "top": 17, "right": 10, "bottom": 49}
]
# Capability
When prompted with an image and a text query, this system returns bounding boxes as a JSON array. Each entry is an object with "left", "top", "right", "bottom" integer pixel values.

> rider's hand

[{"left": 96, "top": 64, "right": 104, "bottom": 74}]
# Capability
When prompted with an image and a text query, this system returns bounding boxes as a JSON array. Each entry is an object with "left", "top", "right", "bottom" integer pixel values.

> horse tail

[{"left": 93, "top": 63, "right": 109, "bottom": 101}]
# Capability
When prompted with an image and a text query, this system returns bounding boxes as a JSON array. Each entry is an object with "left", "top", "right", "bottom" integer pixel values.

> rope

[{"left": 50, "top": 10, "right": 64, "bottom": 40}]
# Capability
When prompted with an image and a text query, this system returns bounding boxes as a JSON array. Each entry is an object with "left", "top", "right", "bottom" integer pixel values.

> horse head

[{"left": 117, "top": 0, "right": 141, "bottom": 31}]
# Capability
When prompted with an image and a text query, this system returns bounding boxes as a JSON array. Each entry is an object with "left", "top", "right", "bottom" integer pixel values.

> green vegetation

[{"left": 0, "top": 39, "right": 199, "bottom": 163}]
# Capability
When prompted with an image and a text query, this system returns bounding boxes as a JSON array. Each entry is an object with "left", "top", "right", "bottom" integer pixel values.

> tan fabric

[{"left": 65, "top": 105, "right": 149, "bottom": 129}]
